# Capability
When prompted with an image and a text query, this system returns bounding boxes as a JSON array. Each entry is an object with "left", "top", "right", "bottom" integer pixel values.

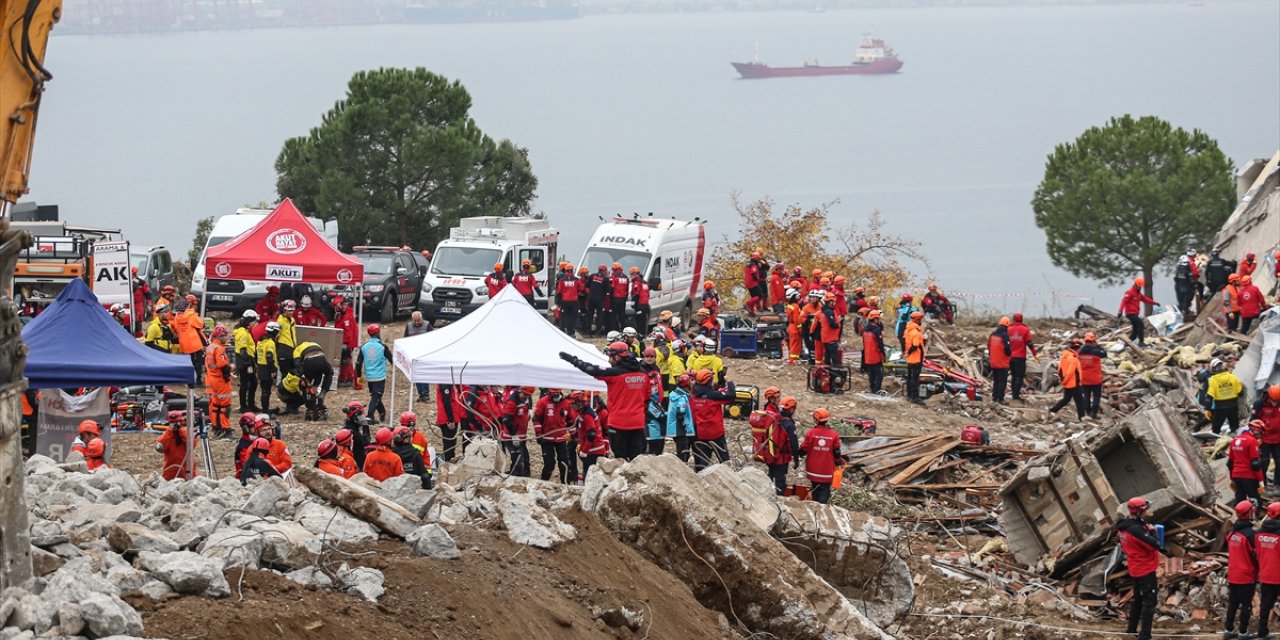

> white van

[
  {"left": 190, "top": 207, "right": 339, "bottom": 313},
  {"left": 576, "top": 216, "right": 706, "bottom": 325},
  {"left": 419, "top": 216, "right": 558, "bottom": 322}
]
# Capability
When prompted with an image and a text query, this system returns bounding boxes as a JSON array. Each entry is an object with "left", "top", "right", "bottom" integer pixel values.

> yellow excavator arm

[{"left": 1, "top": 0, "right": 61, "bottom": 207}]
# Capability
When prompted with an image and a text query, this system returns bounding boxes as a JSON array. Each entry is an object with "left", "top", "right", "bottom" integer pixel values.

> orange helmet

[
  {"left": 86, "top": 439, "right": 105, "bottom": 457},
  {"left": 811, "top": 269, "right": 821, "bottom": 277},
  {"left": 928, "top": 284, "right": 938, "bottom": 291},
  {"left": 789, "top": 280, "right": 801, "bottom": 289},
  {"left": 695, "top": 369, "right": 713, "bottom": 384},
  {"left": 763, "top": 387, "right": 781, "bottom": 400},
  {"left": 629, "top": 266, "right": 640, "bottom": 275},
  {"left": 1269, "top": 385, "right": 1280, "bottom": 402},
  {"left": 750, "top": 251, "right": 760, "bottom": 260},
  {"left": 78, "top": 419, "right": 101, "bottom": 437},
  {"left": 998, "top": 316, "right": 1010, "bottom": 327},
  {"left": 1229, "top": 273, "right": 1241, "bottom": 283},
  {"left": 819, "top": 277, "right": 831, "bottom": 286},
  {"left": 522, "top": 259, "right": 532, "bottom": 267},
  {"left": 703, "top": 281, "right": 715, "bottom": 290},
  {"left": 520, "top": 386, "right": 536, "bottom": 395},
  {"left": 812, "top": 408, "right": 830, "bottom": 422},
  {"left": 1085, "top": 332, "right": 1097, "bottom": 342},
  {"left": 854, "top": 286, "right": 865, "bottom": 294},
  {"left": 833, "top": 276, "right": 845, "bottom": 285},
  {"left": 867, "top": 310, "right": 882, "bottom": 320},
  {"left": 780, "top": 396, "right": 797, "bottom": 411},
  {"left": 823, "top": 292, "right": 836, "bottom": 303},
  {"left": 612, "top": 262, "right": 622, "bottom": 270},
  {"left": 569, "top": 391, "right": 587, "bottom": 403},
  {"left": 755, "top": 246, "right": 765, "bottom": 254},
  {"left": 493, "top": 262, "right": 504, "bottom": 272},
  {"left": 910, "top": 311, "right": 924, "bottom": 320},
  {"left": 422, "top": 249, "right": 431, "bottom": 259},
  {"left": 821, "top": 271, "right": 834, "bottom": 279},
  {"left": 1242, "top": 275, "right": 1252, "bottom": 285},
  {"left": 1134, "top": 277, "right": 1145, "bottom": 287},
  {"left": 578, "top": 266, "right": 589, "bottom": 275}
]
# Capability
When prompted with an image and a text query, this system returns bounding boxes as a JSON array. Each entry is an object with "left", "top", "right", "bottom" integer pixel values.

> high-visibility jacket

[
  {"left": 575, "top": 408, "right": 609, "bottom": 456},
  {"left": 1223, "top": 284, "right": 1242, "bottom": 314},
  {"left": 155, "top": 428, "right": 189, "bottom": 481},
  {"left": 988, "top": 328, "right": 1011, "bottom": 370},
  {"left": 861, "top": 323, "right": 884, "bottom": 366},
  {"left": 275, "top": 315, "right": 297, "bottom": 351},
  {"left": 1078, "top": 344, "right": 1106, "bottom": 386},
  {"left": 336, "top": 449, "right": 358, "bottom": 478},
  {"left": 1057, "top": 349, "right": 1081, "bottom": 389},
  {"left": 768, "top": 272, "right": 786, "bottom": 307},
  {"left": 903, "top": 321, "right": 925, "bottom": 365},
  {"left": 145, "top": 317, "right": 177, "bottom": 353},
  {"left": 266, "top": 439, "right": 292, "bottom": 474},
  {"left": 205, "top": 342, "right": 230, "bottom": 381},
  {"left": 1207, "top": 371, "right": 1243, "bottom": 407},
  {"left": 685, "top": 353, "right": 724, "bottom": 382},
  {"left": 233, "top": 326, "right": 256, "bottom": 360},
  {"left": 280, "top": 373, "right": 302, "bottom": 394},
  {"left": 174, "top": 309, "right": 205, "bottom": 355},
  {"left": 256, "top": 336, "right": 278, "bottom": 371},
  {"left": 819, "top": 306, "right": 841, "bottom": 343},
  {"left": 665, "top": 350, "right": 687, "bottom": 386},
  {"left": 317, "top": 458, "right": 347, "bottom": 477}
]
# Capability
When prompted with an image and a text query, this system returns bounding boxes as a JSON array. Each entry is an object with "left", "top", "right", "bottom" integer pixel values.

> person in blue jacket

[
  {"left": 895, "top": 293, "right": 915, "bottom": 350},
  {"left": 645, "top": 388, "right": 669, "bottom": 455},
  {"left": 666, "top": 374, "right": 695, "bottom": 463}
]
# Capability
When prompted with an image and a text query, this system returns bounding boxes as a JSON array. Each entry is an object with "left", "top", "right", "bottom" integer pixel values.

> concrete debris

[
  {"left": 497, "top": 488, "right": 577, "bottom": 549},
  {"left": 407, "top": 524, "right": 461, "bottom": 559},
  {"left": 79, "top": 591, "right": 144, "bottom": 637},
  {"left": 198, "top": 525, "right": 266, "bottom": 569},
  {"left": 293, "top": 501, "right": 380, "bottom": 545},
  {"left": 336, "top": 563, "right": 384, "bottom": 602},
  {"left": 135, "top": 550, "right": 231, "bottom": 597},
  {"left": 245, "top": 519, "right": 321, "bottom": 569},
  {"left": 591, "top": 605, "right": 644, "bottom": 631},
  {"left": 28, "top": 547, "right": 63, "bottom": 577},
  {"left": 436, "top": 438, "right": 502, "bottom": 486},
  {"left": 284, "top": 566, "right": 334, "bottom": 589},
  {"left": 241, "top": 476, "right": 289, "bottom": 517},
  {"left": 294, "top": 465, "right": 421, "bottom": 538},
  {"left": 106, "top": 522, "right": 180, "bottom": 556}
]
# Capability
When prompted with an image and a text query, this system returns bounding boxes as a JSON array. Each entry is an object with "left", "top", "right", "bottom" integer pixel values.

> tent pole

[
  {"left": 389, "top": 360, "right": 396, "bottom": 428},
  {"left": 184, "top": 389, "right": 195, "bottom": 480}
]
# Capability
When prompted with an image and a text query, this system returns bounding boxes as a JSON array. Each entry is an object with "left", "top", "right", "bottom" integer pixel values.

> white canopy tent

[{"left": 389, "top": 286, "right": 610, "bottom": 422}]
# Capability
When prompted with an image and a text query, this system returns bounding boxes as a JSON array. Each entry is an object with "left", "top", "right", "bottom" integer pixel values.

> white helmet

[
  {"left": 622, "top": 327, "right": 637, "bottom": 337},
  {"left": 109, "top": 303, "right": 124, "bottom": 313},
  {"left": 266, "top": 321, "right": 281, "bottom": 332},
  {"left": 606, "top": 330, "right": 621, "bottom": 342},
  {"left": 670, "top": 339, "right": 685, "bottom": 351},
  {"left": 301, "top": 295, "right": 312, "bottom": 308},
  {"left": 1177, "top": 255, "right": 1189, "bottom": 265},
  {"left": 281, "top": 299, "right": 297, "bottom": 310},
  {"left": 242, "top": 309, "right": 259, "bottom": 320},
  {"left": 1210, "top": 358, "right": 1224, "bottom": 372}
]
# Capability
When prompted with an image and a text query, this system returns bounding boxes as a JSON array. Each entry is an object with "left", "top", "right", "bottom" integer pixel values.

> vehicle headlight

[
  {"left": 366, "top": 284, "right": 385, "bottom": 293},
  {"left": 421, "top": 283, "right": 433, "bottom": 294},
  {"left": 474, "top": 286, "right": 487, "bottom": 296}
]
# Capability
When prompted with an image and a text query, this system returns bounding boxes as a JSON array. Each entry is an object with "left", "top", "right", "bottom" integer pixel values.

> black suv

[{"left": 323, "top": 247, "right": 426, "bottom": 323}]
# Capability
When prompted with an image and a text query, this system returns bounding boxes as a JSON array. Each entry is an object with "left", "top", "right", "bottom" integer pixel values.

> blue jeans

[
  {"left": 415, "top": 383, "right": 430, "bottom": 400},
  {"left": 366, "top": 379, "right": 386, "bottom": 421}
]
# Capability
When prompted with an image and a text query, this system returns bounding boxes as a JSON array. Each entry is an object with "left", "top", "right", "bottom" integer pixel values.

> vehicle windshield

[
  {"left": 357, "top": 254, "right": 397, "bottom": 275},
  {"left": 431, "top": 246, "right": 502, "bottom": 278},
  {"left": 581, "top": 248, "right": 652, "bottom": 276},
  {"left": 198, "top": 236, "right": 234, "bottom": 266},
  {"left": 130, "top": 254, "right": 148, "bottom": 274}
]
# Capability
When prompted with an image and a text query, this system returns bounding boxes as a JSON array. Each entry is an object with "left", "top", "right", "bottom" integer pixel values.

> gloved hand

[{"left": 558, "top": 352, "right": 577, "bottom": 364}]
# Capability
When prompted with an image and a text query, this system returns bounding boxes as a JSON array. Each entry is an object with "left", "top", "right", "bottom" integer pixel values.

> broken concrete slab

[
  {"left": 337, "top": 564, "right": 384, "bottom": 602},
  {"left": 198, "top": 526, "right": 265, "bottom": 569},
  {"left": 436, "top": 438, "right": 502, "bottom": 486},
  {"left": 294, "top": 465, "right": 420, "bottom": 539},
  {"left": 407, "top": 524, "right": 460, "bottom": 559},
  {"left": 241, "top": 477, "right": 289, "bottom": 517},
  {"left": 79, "top": 591, "right": 144, "bottom": 637},
  {"left": 244, "top": 520, "right": 320, "bottom": 569},
  {"left": 105, "top": 522, "right": 180, "bottom": 556},
  {"left": 293, "top": 502, "right": 379, "bottom": 546},
  {"left": 135, "top": 550, "right": 230, "bottom": 598},
  {"left": 497, "top": 488, "right": 577, "bottom": 549},
  {"left": 584, "top": 454, "right": 894, "bottom": 640}
]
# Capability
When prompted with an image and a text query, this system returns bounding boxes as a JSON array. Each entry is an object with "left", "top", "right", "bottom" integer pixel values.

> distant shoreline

[{"left": 55, "top": 0, "right": 1225, "bottom": 37}]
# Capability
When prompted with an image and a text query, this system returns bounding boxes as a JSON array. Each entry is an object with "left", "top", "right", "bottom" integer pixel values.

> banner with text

[
  {"left": 37, "top": 388, "right": 111, "bottom": 463},
  {"left": 92, "top": 240, "right": 132, "bottom": 309}
]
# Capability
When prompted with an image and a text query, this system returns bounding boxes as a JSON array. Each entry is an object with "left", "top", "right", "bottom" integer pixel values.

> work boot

[{"left": 1224, "top": 631, "right": 1238, "bottom": 639}]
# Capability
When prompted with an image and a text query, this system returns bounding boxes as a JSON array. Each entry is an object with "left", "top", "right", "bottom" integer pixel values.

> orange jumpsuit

[
  {"left": 155, "top": 428, "right": 190, "bottom": 480},
  {"left": 364, "top": 447, "right": 404, "bottom": 481},
  {"left": 317, "top": 458, "right": 347, "bottom": 477},
  {"left": 801, "top": 300, "right": 822, "bottom": 363},
  {"left": 336, "top": 448, "right": 358, "bottom": 478},
  {"left": 785, "top": 302, "right": 804, "bottom": 363},
  {"left": 175, "top": 309, "right": 205, "bottom": 355},
  {"left": 266, "top": 439, "right": 293, "bottom": 474},
  {"left": 204, "top": 341, "right": 232, "bottom": 432}
]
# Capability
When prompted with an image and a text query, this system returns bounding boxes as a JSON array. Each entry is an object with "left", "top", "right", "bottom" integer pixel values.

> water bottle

[{"left": 1155, "top": 524, "right": 1165, "bottom": 549}]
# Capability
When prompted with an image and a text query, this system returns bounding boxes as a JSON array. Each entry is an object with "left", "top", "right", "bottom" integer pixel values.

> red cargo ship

[{"left": 732, "top": 34, "right": 903, "bottom": 79}]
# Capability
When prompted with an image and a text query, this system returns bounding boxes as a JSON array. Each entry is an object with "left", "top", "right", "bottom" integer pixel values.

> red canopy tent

[{"left": 203, "top": 198, "right": 362, "bottom": 285}]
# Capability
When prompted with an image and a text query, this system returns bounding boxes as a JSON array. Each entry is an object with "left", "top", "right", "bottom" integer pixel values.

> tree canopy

[
  {"left": 705, "top": 195, "right": 924, "bottom": 306},
  {"left": 275, "top": 68, "right": 537, "bottom": 251},
  {"left": 1032, "top": 115, "right": 1235, "bottom": 300}
]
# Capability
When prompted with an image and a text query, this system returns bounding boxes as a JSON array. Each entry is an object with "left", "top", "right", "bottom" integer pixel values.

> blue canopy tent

[{"left": 22, "top": 279, "right": 200, "bottom": 476}]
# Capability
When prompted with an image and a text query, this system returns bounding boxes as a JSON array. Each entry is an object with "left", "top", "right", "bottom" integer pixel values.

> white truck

[
  {"left": 576, "top": 216, "right": 706, "bottom": 324},
  {"left": 419, "top": 216, "right": 558, "bottom": 322},
  {"left": 190, "top": 207, "right": 339, "bottom": 313}
]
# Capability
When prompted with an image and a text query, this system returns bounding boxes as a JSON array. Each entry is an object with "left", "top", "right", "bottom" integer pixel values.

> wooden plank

[
  {"left": 888, "top": 440, "right": 962, "bottom": 486},
  {"left": 844, "top": 434, "right": 940, "bottom": 460},
  {"left": 907, "top": 483, "right": 1003, "bottom": 491}
]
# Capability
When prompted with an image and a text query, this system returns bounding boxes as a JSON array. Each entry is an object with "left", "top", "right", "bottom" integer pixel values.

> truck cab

[{"left": 419, "top": 216, "right": 558, "bottom": 323}]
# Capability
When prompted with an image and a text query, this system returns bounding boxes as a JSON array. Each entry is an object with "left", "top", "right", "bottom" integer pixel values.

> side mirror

[
  {"left": 396, "top": 267, "right": 408, "bottom": 276},
  {"left": 649, "top": 276, "right": 662, "bottom": 291},
  {"left": 418, "top": 266, "right": 426, "bottom": 278}
]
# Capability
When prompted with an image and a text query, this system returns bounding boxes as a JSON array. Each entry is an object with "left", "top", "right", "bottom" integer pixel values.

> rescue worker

[
  {"left": 630, "top": 266, "right": 651, "bottom": 329},
  {"left": 654, "top": 309, "right": 678, "bottom": 342},
  {"left": 560, "top": 341, "right": 650, "bottom": 460},
  {"left": 1007, "top": 312, "right": 1038, "bottom": 401},
  {"left": 988, "top": 317, "right": 1012, "bottom": 404},
  {"left": 333, "top": 296, "right": 359, "bottom": 385},
  {"left": 403, "top": 311, "right": 432, "bottom": 400},
  {"left": 234, "top": 412, "right": 257, "bottom": 478},
  {"left": 700, "top": 280, "right": 721, "bottom": 328},
  {"left": 258, "top": 419, "right": 292, "bottom": 475},
  {"left": 534, "top": 389, "right": 571, "bottom": 483},
  {"left": 175, "top": 296, "right": 208, "bottom": 381},
  {"left": 610, "top": 263, "right": 631, "bottom": 332},
  {"left": 291, "top": 296, "right": 324, "bottom": 327},
  {"left": 665, "top": 339, "right": 689, "bottom": 391},
  {"left": 586, "top": 264, "right": 610, "bottom": 335},
  {"left": 435, "top": 384, "right": 463, "bottom": 462},
  {"left": 1048, "top": 338, "right": 1085, "bottom": 420},
  {"left": 1207, "top": 358, "right": 1244, "bottom": 434},
  {"left": 768, "top": 263, "right": 787, "bottom": 313},
  {"left": 70, "top": 419, "right": 101, "bottom": 459},
  {"left": 861, "top": 309, "right": 886, "bottom": 393},
  {"left": 690, "top": 369, "right": 735, "bottom": 472},
  {"left": 666, "top": 373, "right": 695, "bottom": 463},
  {"left": 131, "top": 266, "right": 150, "bottom": 329},
  {"left": 316, "top": 439, "right": 347, "bottom": 477},
  {"left": 743, "top": 252, "right": 763, "bottom": 315},
  {"left": 406, "top": 414, "right": 433, "bottom": 485},
  {"left": 500, "top": 387, "right": 534, "bottom": 477},
  {"left": 332, "top": 429, "right": 359, "bottom": 478},
  {"left": 144, "top": 305, "right": 178, "bottom": 353},
  {"left": 761, "top": 396, "right": 800, "bottom": 496},
  {"left": 108, "top": 303, "right": 131, "bottom": 333},
  {"left": 556, "top": 265, "right": 580, "bottom": 337},
  {"left": 392, "top": 424, "right": 431, "bottom": 488},
  {"left": 342, "top": 401, "right": 371, "bottom": 470},
  {"left": 570, "top": 391, "right": 609, "bottom": 476},
  {"left": 1078, "top": 332, "right": 1106, "bottom": 419},
  {"left": 204, "top": 325, "right": 234, "bottom": 439},
  {"left": 277, "top": 370, "right": 309, "bottom": 416},
  {"left": 156, "top": 284, "right": 177, "bottom": 310},
  {"left": 462, "top": 384, "right": 501, "bottom": 441},
  {"left": 485, "top": 262, "right": 509, "bottom": 298},
  {"left": 356, "top": 324, "right": 391, "bottom": 423},
  {"left": 1239, "top": 275, "right": 1267, "bottom": 334},
  {"left": 903, "top": 311, "right": 926, "bottom": 404},
  {"left": 1118, "top": 277, "right": 1159, "bottom": 346},
  {"left": 255, "top": 286, "right": 281, "bottom": 321},
  {"left": 799, "top": 408, "right": 843, "bottom": 504},
  {"left": 1254, "top": 386, "right": 1280, "bottom": 491},
  {"left": 894, "top": 293, "right": 915, "bottom": 349},
  {"left": 1255, "top": 502, "right": 1280, "bottom": 639},
  {"left": 1226, "top": 500, "right": 1260, "bottom": 639},
  {"left": 621, "top": 326, "right": 643, "bottom": 357},
  {"left": 511, "top": 259, "right": 543, "bottom": 306},
  {"left": 1230, "top": 421, "right": 1265, "bottom": 506},
  {"left": 575, "top": 265, "right": 592, "bottom": 335},
  {"left": 255, "top": 321, "right": 280, "bottom": 413},
  {"left": 644, "top": 376, "right": 669, "bottom": 455},
  {"left": 295, "top": 341, "right": 333, "bottom": 419},
  {"left": 785, "top": 289, "right": 805, "bottom": 365},
  {"left": 1117, "top": 496, "right": 1164, "bottom": 640},
  {"left": 685, "top": 335, "right": 725, "bottom": 385},
  {"left": 1205, "top": 250, "right": 1237, "bottom": 298},
  {"left": 921, "top": 284, "right": 953, "bottom": 324},
  {"left": 832, "top": 275, "right": 848, "bottom": 318},
  {"left": 1174, "top": 252, "right": 1198, "bottom": 315},
  {"left": 818, "top": 292, "right": 842, "bottom": 367},
  {"left": 1240, "top": 252, "right": 1259, "bottom": 278},
  {"left": 1225, "top": 273, "right": 1244, "bottom": 333},
  {"left": 275, "top": 299, "right": 298, "bottom": 375},
  {"left": 239, "top": 438, "right": 281, "bottom": 485},
  {"left": 233, "top": 310, "right": 259, "bottom": 412},
  {"left": 791, "top": 266, "right": 808, "bottom": 296},
  {"left": 83, "top": 439, "right": 109, "bottom": 472}
]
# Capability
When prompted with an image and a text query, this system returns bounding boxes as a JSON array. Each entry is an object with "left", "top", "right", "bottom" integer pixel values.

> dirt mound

[{"left": 136, "top": 509, "right": 735, "bottom": 640}]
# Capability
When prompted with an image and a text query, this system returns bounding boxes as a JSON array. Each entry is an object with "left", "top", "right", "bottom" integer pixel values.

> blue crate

[{"left": 719, "top": 329, "right": 758, "bottom": 357}]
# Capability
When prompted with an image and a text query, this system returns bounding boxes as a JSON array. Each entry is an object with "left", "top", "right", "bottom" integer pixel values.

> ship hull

[{"left": 731, "top": 59, "right": 903, "bottom": 78}]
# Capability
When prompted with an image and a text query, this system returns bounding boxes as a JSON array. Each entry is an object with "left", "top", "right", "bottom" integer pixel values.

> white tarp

[{"left": 392, "top": 285, "right": 609, "bottom": 392}]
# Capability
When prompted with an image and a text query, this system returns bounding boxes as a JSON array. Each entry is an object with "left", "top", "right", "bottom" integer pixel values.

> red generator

[
  {"left": 807, "top": 365, "right": 850, "bottom": 395},
  {"left": 960, "top": 425, "right": 989, "bottom": 445}
]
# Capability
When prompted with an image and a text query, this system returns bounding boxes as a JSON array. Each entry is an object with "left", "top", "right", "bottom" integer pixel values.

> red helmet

[
  {"left": 520, "top": 386, "right": 536, "bottom": 395},
  {"left": 928, "top": 284, "right": 937, "bottom": 291},
  {"left": 399, "top": 411, "right": 417, "bottom": 427},
  {"left": 812, "top": 408, "right": 830, "bottom": 422},
  {"left": 86, "top": 439, "right": 105, "bottom": 457},
  {"left": 677, "top": 373, "right": 692, "bottom": 387},
  {"left": 374, "top": 427, "right": 393, "bottom": 446},
  {"left": 345, "top": 401, "right": 366, "bottom": 418},
  {"left": 367, "top": 324, "right": 381, "bottom": 336},
  {"left": 393, "top": 426, "right": 411, "bottom": 442},
  {"left": 1236, "top": 500, "right": 1256, "bottom": 518},
  {"left": 252, "top": 437, "right": 271, "bottom": 452},
  {"left": 334, "top": 429, "right": 354, "bottom": 446},
  {"left": 901, "top": 293, "right": 913, "bottom": 302},
  {"left": 239, "top": 412, "right": 256, "bottom": 429},
  {"left": 607, "top": 341, "right": 629, "bottom": 356},
  {"left": 1127, "top": 496, "right": 1150, "bottom": 515},
  {"left": 78, "top": 419, "right": 101, "bottom": 436},
  {"left": 1269, "top": 385, "right": 1280, "bottom": 402},
  {"left": 569, "top": 391, "right": 587, "bottom": 403},
  {"left": 1012, "top": 312, "right": 1023, "bottom": 323},
  {"left": 1268, "top": 502, "right": 1280, "bottom": 520},
  {"left": 317, "top": 439, "right": 338, "bottom": 458}
]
